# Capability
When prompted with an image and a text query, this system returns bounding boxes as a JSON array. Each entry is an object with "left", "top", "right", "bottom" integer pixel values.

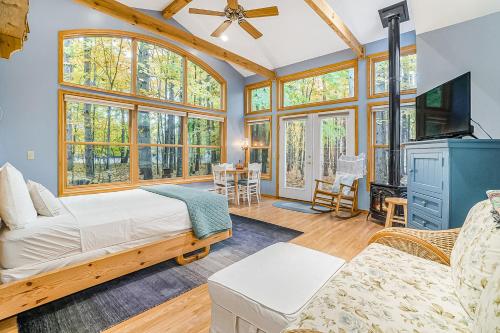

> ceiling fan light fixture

[
  {"left": 220, "top": 34, "right": 229, "bottom": 42},
  {"left": 190, "top": 0, "right": 277, "bottom": 40}
]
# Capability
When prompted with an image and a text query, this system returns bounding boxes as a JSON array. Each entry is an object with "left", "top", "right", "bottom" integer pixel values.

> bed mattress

[{"left": 0, "top": 189, "right": 191, "bottom": 274}]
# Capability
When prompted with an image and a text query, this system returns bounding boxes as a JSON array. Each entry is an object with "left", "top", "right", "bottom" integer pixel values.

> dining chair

[
  {"left": 212, "top": 165, "right": 238, "bottom": 204},
  {"left": 238, "top": 163, "right": 261, "bottom": 206}
]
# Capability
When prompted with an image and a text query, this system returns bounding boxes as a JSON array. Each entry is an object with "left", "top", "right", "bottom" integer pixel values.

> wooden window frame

[
  {"left": 244, "top": 81, "right": 272, "bottom": 115},
  {"left": 244, "top": 116, "right": 273, "bottom": 180},
  {"left": 59, "top": 29, "right": 227, "bottom": 112},
  {"left": 277, "top": 59, "right": 358, "bottom": 111},
  {"left": 59, "top": 89, "right": 227, "bottom": 196},
  {"left": 366, "top": 44, "right": 417, "bottom": 99},
  {"left": 366, "top": 99, "right": 415, "bottom": 190},
  {"left": 186, "top": 115, "right": 226, "bottom": 179}
]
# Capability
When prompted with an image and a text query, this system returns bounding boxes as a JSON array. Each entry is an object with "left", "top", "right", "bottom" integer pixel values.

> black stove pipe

[{"left": 387, "top": 14, "right": 401, "bottom": 187}]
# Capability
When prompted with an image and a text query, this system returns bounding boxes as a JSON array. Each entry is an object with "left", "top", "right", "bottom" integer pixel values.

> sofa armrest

[{"left": 368, "top": 227, "right": 461, "bottom": 266}]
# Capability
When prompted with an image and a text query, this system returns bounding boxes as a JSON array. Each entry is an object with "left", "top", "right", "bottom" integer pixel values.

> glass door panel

[
  {"left": 279, "top": 116, "right": 312, "bottom": 201},
  {"left": 284, "top": 119, "right": 307, "bottom": 189},
  {"left": 319, "top": 115, "right": 348, "bottom": 185}
]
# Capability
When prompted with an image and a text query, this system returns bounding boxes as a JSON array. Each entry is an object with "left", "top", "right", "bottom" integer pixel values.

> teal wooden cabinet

[{"left": 406, "top": 139, "right": 500, "bottom": 230}]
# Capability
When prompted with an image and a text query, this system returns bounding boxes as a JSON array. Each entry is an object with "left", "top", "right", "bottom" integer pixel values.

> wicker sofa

[{"left": 283, "top": 199, "right": 500, "bottom": 333}]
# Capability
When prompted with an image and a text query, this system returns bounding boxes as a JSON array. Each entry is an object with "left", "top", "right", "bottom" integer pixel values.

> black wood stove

[{"left": 370, "top": 1, "right": 410, "bottom": 222}]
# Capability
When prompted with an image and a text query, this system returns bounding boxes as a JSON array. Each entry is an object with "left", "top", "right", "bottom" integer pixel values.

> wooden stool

[{"left": 385, "top": 197, "right": 408, "bottom": 228}]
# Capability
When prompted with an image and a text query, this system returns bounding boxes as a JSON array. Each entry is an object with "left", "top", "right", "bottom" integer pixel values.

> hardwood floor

[{"left": 0, "top": 198, "right": 383, "bottom": 333}]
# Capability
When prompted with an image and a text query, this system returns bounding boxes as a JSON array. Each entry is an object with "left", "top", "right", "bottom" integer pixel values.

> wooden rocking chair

[
  {"left": 311, "top": 179, "right": 360, "bottom": 217},
  {"left": 311, "top": 154, "right": 366, "bottom": 218}
]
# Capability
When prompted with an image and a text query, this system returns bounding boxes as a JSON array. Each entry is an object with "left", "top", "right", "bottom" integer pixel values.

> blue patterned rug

[
  {"left": 273, "top": 201, "right": 331, "bottom": 214},
  {"left": 17, "top": 214, "right": 302, "bottom": 333}
]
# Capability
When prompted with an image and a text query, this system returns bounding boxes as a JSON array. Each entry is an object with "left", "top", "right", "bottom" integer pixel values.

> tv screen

[{"left": 416, "top": 72, "right": 471, "bottom": 140}]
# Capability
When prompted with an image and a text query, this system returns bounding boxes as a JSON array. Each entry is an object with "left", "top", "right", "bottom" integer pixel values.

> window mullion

[{"left": 131, "top": 106, "right": 138, "bottom": 185}]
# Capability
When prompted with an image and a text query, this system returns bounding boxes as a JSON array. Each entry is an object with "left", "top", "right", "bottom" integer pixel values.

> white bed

[{"left": 0, "top": 189, "right": 192, "bottom": 283}]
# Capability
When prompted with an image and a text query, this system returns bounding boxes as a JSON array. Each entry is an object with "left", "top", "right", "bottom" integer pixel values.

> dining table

[{"left": 225, "top": 168, "right": 247, "bottom": 205}]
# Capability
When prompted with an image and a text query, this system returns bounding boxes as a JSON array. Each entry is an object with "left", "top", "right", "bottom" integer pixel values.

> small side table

[{"left": 385, "top": 197, "right": 408, "bottom": 228}]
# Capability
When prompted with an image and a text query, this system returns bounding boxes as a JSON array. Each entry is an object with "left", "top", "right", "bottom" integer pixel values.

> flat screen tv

[{"left": 416, "top": 72, "right": 472, "bottom": 140}]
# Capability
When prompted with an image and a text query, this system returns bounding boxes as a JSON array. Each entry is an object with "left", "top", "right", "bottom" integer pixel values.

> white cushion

[
  {"left": 0, "top": 163, "right": 37, "bottom": 229},
  {"left": 208, "top": 242, "right": 345, "bottom": 333},
  {"left": 27, "top": 180, "right": 63, "bottom": 217},
  {"left": 332, "top": 173, "right": 356, "bottom": 195}
]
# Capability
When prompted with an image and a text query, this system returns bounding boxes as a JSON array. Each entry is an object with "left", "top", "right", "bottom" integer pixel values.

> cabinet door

[{"left": 408, "top": 150, "right": 447, "bottom": 195}]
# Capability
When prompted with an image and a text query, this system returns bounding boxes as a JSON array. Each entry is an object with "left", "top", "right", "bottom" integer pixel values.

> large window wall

[
  {"left": 60, "top": 30, "right": 226, "bottom": 111},
  {"left": 59, "top": 91, "right": 226, "bottom": 196},
  {"left": 243, "top": 43, "right": 416, "bottom": 200}
]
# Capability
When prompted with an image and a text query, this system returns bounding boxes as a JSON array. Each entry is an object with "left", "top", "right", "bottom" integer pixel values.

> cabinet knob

[{"left": 409, "top": 169, "right": 414, "bottom": 173}]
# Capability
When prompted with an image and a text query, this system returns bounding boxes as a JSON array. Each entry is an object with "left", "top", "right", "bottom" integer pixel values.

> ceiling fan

[{"left": 188, "top": 0, "right": 279, "bottom": 39}]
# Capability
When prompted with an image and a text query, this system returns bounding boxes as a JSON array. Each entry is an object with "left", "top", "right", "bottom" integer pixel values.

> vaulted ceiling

[{"left": 117, "top": 0, "right": 500, "bottom": 77}]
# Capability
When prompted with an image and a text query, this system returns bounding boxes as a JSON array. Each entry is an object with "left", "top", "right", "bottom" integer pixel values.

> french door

[{"left": 279, "top": 109, "right": 356, "bottom": 201}]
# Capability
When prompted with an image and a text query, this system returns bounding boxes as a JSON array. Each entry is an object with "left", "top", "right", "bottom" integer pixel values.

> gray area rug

[
  {"left": 17, "top": 214, "right": 302, "bottom": 333},
  {"left": 273, "top": 201, "right": 331, "bottom": 214}
]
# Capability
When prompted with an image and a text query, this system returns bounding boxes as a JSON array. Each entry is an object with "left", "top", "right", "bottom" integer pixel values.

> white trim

[
  {"left": 372, "top": 102, "right": 415, "bottom": 112},
  {"left": 317, "top": 109, "right": 353, "bottom": 117},
  {"left": 246, "top": 118, "right": 270, "bottom": 125},
  {"left": 64, "top": 95, "right": 135, "bottom": 110},
  {"left": 279, "top": 114, "right": 308, "bottom": 120},
  {"left": 188, "top": 113, "right": 225, "bottom": 122},
  {"left": 137, "top": 106, "right": 186, "bottom": 117}
]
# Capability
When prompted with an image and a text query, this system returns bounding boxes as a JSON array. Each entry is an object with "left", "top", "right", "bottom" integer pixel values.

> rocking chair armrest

[
  {"left": 314, "top": 179, "right": 334, "bottom": 186},
  {"left": 339, "top": 183, "right": 355, "bottom": 190},
  {"left": 368, "top": 227, "right": 461, "bottom": 266}
]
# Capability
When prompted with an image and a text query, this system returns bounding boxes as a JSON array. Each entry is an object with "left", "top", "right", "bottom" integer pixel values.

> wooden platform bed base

[{"left": 0, "top": 229, "right": 232, "bottom": 321}]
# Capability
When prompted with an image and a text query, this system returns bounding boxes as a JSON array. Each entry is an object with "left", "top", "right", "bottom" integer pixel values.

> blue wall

[
  {"left": 245, "top": 32, "right": 417, "bottom": 209},
  {"left": 0, "top": 0, "right": 246, "bottom": 195},
  {"left": 416, "top": 12, "right": 500, "bottom": 139}
]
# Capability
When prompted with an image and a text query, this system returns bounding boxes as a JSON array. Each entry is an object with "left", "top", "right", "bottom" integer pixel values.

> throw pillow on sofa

[
  {"left": 0, "top": 163, "right": 38, "bottom": 229},
  {"left": 450, "top": 199, "right": 500, "bottom": 318},
  {"left": 486, "top": 190, "right": 500, "bottom": 224},
  {"left": 473, "top": 266, "right": 500, "bottom": 332}
]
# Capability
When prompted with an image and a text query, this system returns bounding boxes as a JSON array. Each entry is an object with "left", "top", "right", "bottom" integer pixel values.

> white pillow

[
  {"left": 27, "top": 180, "right": 63, "bottom": 217},
  {"left": 0, "top": 163, "right": 37, "bottom": 229},
  {"left": 332, "top": 173, "right": 356, "bottom": 196}
]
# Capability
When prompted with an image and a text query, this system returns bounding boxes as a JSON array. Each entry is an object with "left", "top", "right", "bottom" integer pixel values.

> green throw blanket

[{"left": 142, "top": 185, "right": 232, "bottom": 239}]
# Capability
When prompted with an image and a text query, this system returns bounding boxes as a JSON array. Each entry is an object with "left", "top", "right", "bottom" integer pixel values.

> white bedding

[{"left": 0, "top": 189, "right": 192, "bottom": 281}]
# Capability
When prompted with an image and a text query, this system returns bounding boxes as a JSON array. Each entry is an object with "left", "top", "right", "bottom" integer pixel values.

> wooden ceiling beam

[
  {"left": 73, "top": 0, "right": 276, "bottom": 79},
  {"left": 162, "top": 0, "right": 192, "bottom": 19},
  {"left": 0, "top": 0, "right": 30, "bottom": 59},
  {"left": 304, "top": 0, "right": 365, "bottom": 58}
]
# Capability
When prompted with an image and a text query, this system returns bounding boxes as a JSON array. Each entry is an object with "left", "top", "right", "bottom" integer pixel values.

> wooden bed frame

[{"left": 0, "top": 229, "right": 232, "bottom": 321}]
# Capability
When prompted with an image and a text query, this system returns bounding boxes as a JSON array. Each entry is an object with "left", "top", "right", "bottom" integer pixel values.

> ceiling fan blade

[
  {"left": 239, "top": 19, "right": 263, "bottom": 39},
  {"left": 189, "top": 8, "right": 226, "bottom": 16},
  {"left": 227, "top": 0, "right": 239, "bottom": 10},
  {"left": 244, "top": 6, "right": 279, "bottom": 18},
  {"left": 211, "top": 20, "right": 232, "bottom": 37}
]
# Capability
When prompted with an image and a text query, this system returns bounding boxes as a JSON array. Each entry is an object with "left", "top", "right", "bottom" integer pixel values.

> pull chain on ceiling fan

[{"left": 188, "top": 0, "right": 279, "bottom": 39}]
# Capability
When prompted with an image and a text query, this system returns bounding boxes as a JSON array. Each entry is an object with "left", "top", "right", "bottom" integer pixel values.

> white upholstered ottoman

[{"left": 208, "top": 242, "right": 345, "bottom": 333}]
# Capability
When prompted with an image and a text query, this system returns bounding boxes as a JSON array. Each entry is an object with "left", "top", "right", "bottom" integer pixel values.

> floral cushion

[
  {"left": 450, "top": 200, "right": 500, "bottom": 318},
  {"left": 284, "top": 243, "right": 472, "bottom": 333},
  {"left": 486, "top": 190, "right": 500, "bottom": 224},
  {"left": 473, "top": 266, "right": 500, "bottom": 333}
]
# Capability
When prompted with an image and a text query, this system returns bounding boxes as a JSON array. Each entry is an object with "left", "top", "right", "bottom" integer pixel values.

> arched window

[{"left": 60, "top": 30, "right": 226, "bottom": 111}]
